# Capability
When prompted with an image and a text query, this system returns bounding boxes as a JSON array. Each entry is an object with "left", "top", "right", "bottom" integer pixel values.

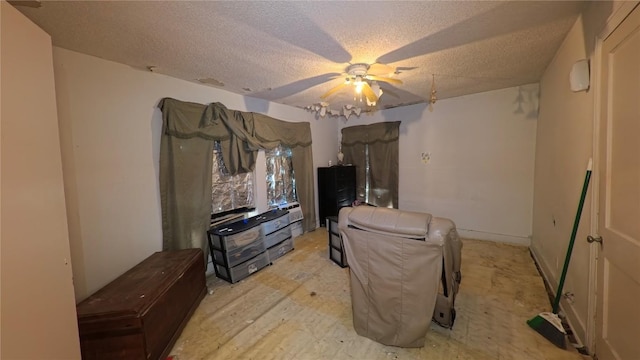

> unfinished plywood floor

[{"left": 170, "top": 229, "right": 584, "bottom": 360}]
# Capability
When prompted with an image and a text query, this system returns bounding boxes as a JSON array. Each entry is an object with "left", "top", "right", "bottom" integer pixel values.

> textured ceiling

[{"left": 14, "top": 0, "right": 585, "bottom": 116}]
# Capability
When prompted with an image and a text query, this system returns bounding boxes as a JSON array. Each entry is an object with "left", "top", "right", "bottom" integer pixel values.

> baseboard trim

[
  {"left": 457, "top": 229, "right": 530, "bottom": 246},
  {"left": 529, "top": 246, "right": 591, "bottom": 356}
]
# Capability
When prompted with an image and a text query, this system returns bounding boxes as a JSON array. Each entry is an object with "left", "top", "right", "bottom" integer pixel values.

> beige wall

[
  {"left": 52, "top": 48, "right": 338, "bottom": 301},
  {"left": 338, "top": 85, "right": 539, "bottom": 246},
  {"left": 0, "top": 2, "right": 81, "bottom": 358},
  {"left": 533, "top": 14, "right": 594, "bottom": 346},
  {"left": 531, "top": 1, "right": 629, "bottom": 349}
]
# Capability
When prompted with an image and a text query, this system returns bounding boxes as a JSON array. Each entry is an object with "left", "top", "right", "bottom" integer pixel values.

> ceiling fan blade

[
  {"left": 222, "top": 3, "right": 351, "bottom": 64},
  {"left": 320, "top": 82, "right": 348, "bottom": 99},
  {"left": 8, "top": 0, "right": 41, "bottom": 7},
  {"left": 376, "top": 84, "right": 424, "bottom": 108},
  {"left": 396, "top": 66, "right": 418, "bottom": 72},
  {"left": 368, "top": 63, "right": 395, "bottom": 75},
  {"left": 379, "top": 86, "right": 400, "bottom": 99},
  {"left": 366, "top": 75, "right": 403, "bottom": 85},
  {"left": 250, "top": 72, "right": 341, "bottom": 100},
  {"left": 361, "top": 83, "right": 378, "bottom": 103}
]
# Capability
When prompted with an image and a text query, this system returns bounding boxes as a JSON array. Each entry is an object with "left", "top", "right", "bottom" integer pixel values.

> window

[
  {"left": 341, "top": 121, "right": 400, "bottom": 208},
  {"left": 265, "top": 144, "right": 297, "bottom": 207},
  {"left": 211, "top": 141, "right": 255, "bottom": 214},
  {"left": 363, "top": 144, "right": 372, "bottom": 203}
]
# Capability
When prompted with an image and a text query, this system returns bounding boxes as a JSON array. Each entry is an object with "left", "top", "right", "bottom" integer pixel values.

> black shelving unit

[{"left": 317, "top": 165, "right": 356, "bottom": 226}]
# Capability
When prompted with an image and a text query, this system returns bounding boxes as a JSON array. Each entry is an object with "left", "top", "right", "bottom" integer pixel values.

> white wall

[
  {"left": 531, "top": 1, "right": 629, "bottom": 349},
  {"left": 52, "top": 48, "right": 337, "bottom": 301},
  {"left": 338, "top": 85, "right": 538, "bottom": 245},
  {"left": 1, "top": 3, "right": 81, "bottom": 358}
]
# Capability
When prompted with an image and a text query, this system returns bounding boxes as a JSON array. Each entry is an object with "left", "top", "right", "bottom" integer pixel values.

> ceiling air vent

[{"left": 197, "top": 78, "right": 224, "bottom": 87}]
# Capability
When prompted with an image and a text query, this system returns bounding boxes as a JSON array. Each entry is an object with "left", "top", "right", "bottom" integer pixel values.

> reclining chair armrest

[
  {"left": 427, "top": 217, "right": 462, "bottom": 279},
  {"left": 341, "top": 206, "right": 432, "bottom": 239},
  {"left": 338, "top": 207, "right": 353, "bottom": 233}
]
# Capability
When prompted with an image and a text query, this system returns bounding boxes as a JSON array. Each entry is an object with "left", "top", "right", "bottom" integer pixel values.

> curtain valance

[
  {"left": 341, "top": 121, "right": 400, "bottom": 145},
  {"left": 160, "top": 98, "right": 230, "bottom": 140},
  {"left": 160, "top": 98, "right": 312, "bottom": 147}
]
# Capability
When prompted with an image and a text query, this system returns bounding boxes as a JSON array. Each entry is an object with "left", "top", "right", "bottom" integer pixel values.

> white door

[{"left": 595, "top": 5, "right": 640, "bottom": 360}]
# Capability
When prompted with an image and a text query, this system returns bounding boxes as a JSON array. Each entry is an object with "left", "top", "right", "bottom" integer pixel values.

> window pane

[
  {"left": 212, "top": 141, "right": 255, "bottom": 214},
  {"left": 265, "top": 145, "right": 297, "bottom": 207},
  {"left": 364, "top": 144, "right": 370, "bottom": 203}
]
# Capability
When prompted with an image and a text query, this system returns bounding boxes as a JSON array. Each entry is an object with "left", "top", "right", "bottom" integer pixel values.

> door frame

[{"left": 587, "top": 1, "right": 640, "bottom": 353}]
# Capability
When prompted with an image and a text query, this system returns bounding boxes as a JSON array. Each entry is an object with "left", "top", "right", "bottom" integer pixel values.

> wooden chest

[{"left": 76, "top": 249, "right": 206, "bottom": 360}]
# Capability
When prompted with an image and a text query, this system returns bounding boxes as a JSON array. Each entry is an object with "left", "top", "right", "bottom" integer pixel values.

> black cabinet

[{"left": 317, "top": 165, "right": 356, "bottom": 226}]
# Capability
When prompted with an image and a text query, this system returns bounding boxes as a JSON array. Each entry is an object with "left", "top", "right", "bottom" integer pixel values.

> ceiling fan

[{"left": 321, "top": 63, "right": 402, "bottom": 106}]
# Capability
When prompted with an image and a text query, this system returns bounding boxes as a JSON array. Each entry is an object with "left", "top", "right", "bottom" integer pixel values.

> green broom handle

[{"left": 552, "top": 159, "right": 592, "bottom": 314}]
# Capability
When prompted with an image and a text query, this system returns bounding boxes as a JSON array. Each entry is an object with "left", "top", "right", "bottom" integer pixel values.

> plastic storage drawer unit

[
  {"left": 258, "top": 209, "right": 290, "bottom": 234},
  {"left": 209, "top": 216, "right": 266, "bottom": 283},
  {"left": 212, "top": 238, "right": 266, "bottom": 268},
  {"left": 264, "top": 226, "right": 292, "bottom": 248},
  {"left": 214, "top": 252, "right": 270, "bottom": 284},
  {"left": 327, "top": 216, "right": 348, "bottom": 267},
  {"left": 267, "top": 237, "right": 294, "bottom": 263},
  {"left": 209, "top": 217, "right": 262, "bottom": 252}
]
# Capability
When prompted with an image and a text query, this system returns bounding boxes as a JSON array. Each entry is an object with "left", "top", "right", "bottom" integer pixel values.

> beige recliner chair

[{"left": 339, "top": 206, "right": 461, "bottom": 348}]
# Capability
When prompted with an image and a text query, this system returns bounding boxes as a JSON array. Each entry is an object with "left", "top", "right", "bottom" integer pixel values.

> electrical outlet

[
  {"left": 421, "top": 152, "right": 431, "bottom": 164},
  {"left": 563, "top": 291, "right": 575, "bottom": 304}
]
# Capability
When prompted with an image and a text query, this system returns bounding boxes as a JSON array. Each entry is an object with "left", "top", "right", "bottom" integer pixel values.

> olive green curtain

[
  {"left": 159, "top": 98, "right": 316, "bottom": 256},
  {"left": 341, "top": 121, "right": 400, "bottom": 208}
]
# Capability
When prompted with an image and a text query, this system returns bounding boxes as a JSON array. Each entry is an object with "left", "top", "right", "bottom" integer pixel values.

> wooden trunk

[{"left": 76, "top": 249, "right": 206, "bottom": 360}]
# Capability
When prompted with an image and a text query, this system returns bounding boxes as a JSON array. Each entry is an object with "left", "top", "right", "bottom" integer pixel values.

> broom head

[{"left": 527, "top": 311, "right": 566, "bottom": 349}]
